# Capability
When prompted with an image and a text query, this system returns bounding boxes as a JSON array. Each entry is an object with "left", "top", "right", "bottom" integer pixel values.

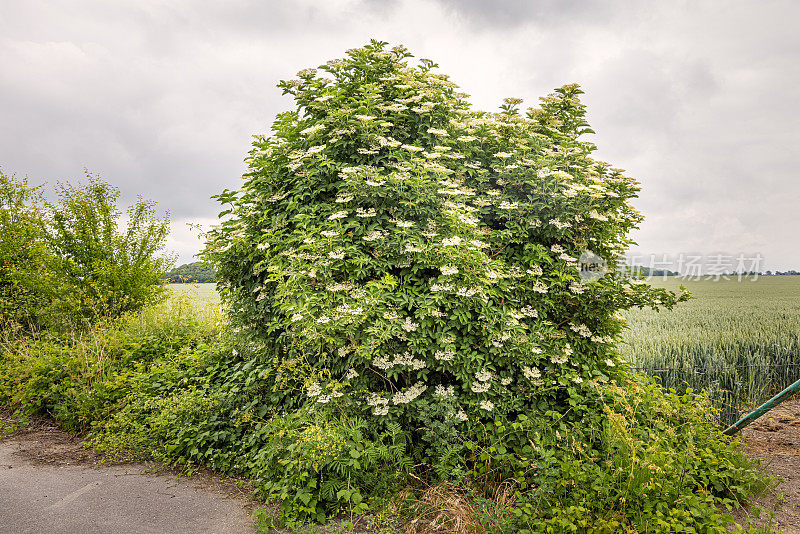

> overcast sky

[{"left": 1, "top": 1, "right": 798, "bottom": 271}]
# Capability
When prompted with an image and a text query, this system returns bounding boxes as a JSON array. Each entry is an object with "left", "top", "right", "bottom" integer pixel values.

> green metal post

[{"left": 723, "top": 377, "right": 800, "bottom": 436}]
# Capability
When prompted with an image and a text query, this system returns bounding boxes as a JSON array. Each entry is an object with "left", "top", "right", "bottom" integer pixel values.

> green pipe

[{"left": 723, "top": 377, "right": 800, "bottom": 436}]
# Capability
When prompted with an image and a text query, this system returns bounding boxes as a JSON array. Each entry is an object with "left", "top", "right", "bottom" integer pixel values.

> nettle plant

[{"left": 205, "top": 40, "right": 685, "bottom": 436}]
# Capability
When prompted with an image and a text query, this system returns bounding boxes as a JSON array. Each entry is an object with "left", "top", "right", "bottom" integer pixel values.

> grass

[
  {"left": 167, "top": 282, "right": 221, "bottom": 305},
  {"left": 621, "top": 275, "right": 800, "bottom": 424}
]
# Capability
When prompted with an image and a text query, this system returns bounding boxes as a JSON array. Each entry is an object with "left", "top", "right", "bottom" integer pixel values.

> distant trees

[
  {"left": 162, "top": 261, "right": 216, "bottom": 283},
  {"left": 0, "top": 169, "right": 171, "bottom": 332}
]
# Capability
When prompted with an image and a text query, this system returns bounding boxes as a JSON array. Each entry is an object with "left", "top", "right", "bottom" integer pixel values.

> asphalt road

[{"left": 0, "top": 438, "right": 255, "bottom": 534}]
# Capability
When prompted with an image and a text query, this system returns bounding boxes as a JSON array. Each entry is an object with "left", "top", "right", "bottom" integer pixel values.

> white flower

[
  {"left": 604, "top": 359, "right": 615, "bottom": 367},
  {"left": 455, "top": 410, "right": 468, "bottom": 422},
  {"left": 471, "top": 381, "right": 490, "bottom": 393},
  {"left": 551, "top": 244, "right": 565, "bottom": 253},
  {"left": 345, "top": 369, "right": 359, "bottom": 379},
  {"left": 499, "top": 201, "right": 518, "bottom": 210},
  {"left": 572, "top": 376, "right": 583, "bottom": 384},
  {"left": 317, "top": 395, "right": 331, "bottom": 404},
  {"left": 328, "top": 210, "right": 348, "bottom": 220},
  {"left": 520, "top": 306, "right": 538, "bottom": 318},
  {"left": 373, "top": 405, "right": 389, "bottom": 416},
  {"left": 356, "top": 207, "right": 377, "bottom": 218},
  {"left": 291, "top": 313, "right": 303, "bottom": 322},
  {"left": 306, "top": 144, "right": 326, "bottom": 155},
  {"left": 404, "top": 243, "right": 423, "bottom": 253},
  {"left": 523, "top": 366, "right": 541, "bottom": 380},
  {"left": 427, "top": 128, "right": 449, "bottom": 136},
  {"left": 401, "top": 144, "right": 424, "bottom": 152},
  {"left": 257, "top": 243, "right": 270, "bottom": 250},
  {"left": 392, "top": 382, "right": 427, "bottom": 405},
  {"left": 475, "top": 370, "right": 492, "bottom": 382},
  {"left": 316, "top": 315, "right": 330, "bottom": 324},
  {"left": 434, "top": 384, "right": 455, "bottom": 398},
  {"left": 307, "top": 383, "right": 322, "bottom": 397},
  {"left": 401, "top": 317, "right": 419, "bottom": 332},
  {"left": 440, "top": 265, "right": 459, "bottom": 276},
  {"left": 354, "top": 114, "right": 375, "bottom": 121},
  {"left": 393, "top": 219, "right": 414, "bottom": 228},
  {"left": 300, "top": 124, "right": 325, "bottom": 136},
  {"left": 457, "top": 135, "right": 477, "bottom": 142},
  {"left": 441, "top": 236, "right": 462, "bottom": 246},
  {"left": 321, "top": 230, "right": 338, "bottom": 238},
  {"left": 527, "top": 265, "right": 543, "bottom": 276},
  {"left": 435, "top": 349, "right": 455, "bottom": 361},
  {"left": 500, "top": 377, "right": 513, "bottom": 386},
  {"left": 328, "top": 250, "right": 345, "bottom": 260},
  {"left": 569, "top": 282, "right": 585, "bottom": 294},
  {"left": 479, "top": 400, "right": 494, "bottom": 411},
  {"left": 494, "top": 152, "right": 513, "bottom": 158},
  {"left": 363, "top": 230, "right": 387, "bottom": 242},
  {"left": 335, "top": 194, "right": 353, "bottom": 203}
]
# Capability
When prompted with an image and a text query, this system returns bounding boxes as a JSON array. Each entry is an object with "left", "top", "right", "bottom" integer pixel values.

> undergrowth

[{"left": 0, "top": 296, "right": 776, "bottom": 533}]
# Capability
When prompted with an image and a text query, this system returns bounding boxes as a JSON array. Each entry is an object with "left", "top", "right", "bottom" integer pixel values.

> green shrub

[
  {"left": 48, "top": 173, "right": 172, "bottom": 324},
  {"left": 0, "top": 170, "right": 59, "bottom": 331}
]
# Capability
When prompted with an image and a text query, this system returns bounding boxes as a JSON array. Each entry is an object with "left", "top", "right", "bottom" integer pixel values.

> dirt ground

[{"left": 736, "top": 399, "right": 800, "bottom": 533}]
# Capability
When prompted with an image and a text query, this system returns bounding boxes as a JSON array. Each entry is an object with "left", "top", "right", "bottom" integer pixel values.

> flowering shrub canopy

[{"left": 205, "top": 40, "right": 684, "bottom": 427}]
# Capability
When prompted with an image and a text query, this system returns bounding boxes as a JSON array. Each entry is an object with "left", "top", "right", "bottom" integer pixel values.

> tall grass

[{"left": 621, "top": 276, "right": 800, "bottom": 424}]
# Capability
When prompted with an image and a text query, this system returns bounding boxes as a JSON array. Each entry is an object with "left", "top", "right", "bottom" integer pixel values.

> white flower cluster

[
  {"left": 527, "top": 264, "right": 543, "bottom": 276},
  {"left": 405, "top": 243, "right": 423, "bottom": 253},
  {"left": 363, "top": 230, "right": 387, "bottom": 241},
  {"left": 335, "top": 194, "right": 353, "bottom": 203},
  {"left": 479, "top": 400, "right": 494, "bottom": 411},
  {"left": 328, "top": 210, "right": 348, "bottom": 220},
  {"left": 569, "top": 322, "right": 592, "bottom": 338},
  {"left": 499, "top": 201, "right": 518, "bottom": 210},
  {"left": 435, "top": 348, "right": 455, "bottom": 361},
  {"left": 434, "top": 384, "right": 455, "bottom": 398},
  {"left": 441, "top": 236, "right": 462, "bottom": 246},
  {"left": 326, "top": 282, "right": 351, "bottom": 292},
  {"left": 569, "top": 282, "right": 585, "bottom": 294},
  {"left": 532, "top": 280, "right": 548, "bottom": 293},
  {"left": 367, "top": 393, "right": 390, "bottom": 416},
  {"left": 392, "top": 382, "right": 427, "bottom": 405},
  {"left": 440, "top": 265, "right": 458, "bottom": 275},
  {"left": 328, "top": 250, "right": 345, "bottom": 259},
  {"left": 475, "top": 369, "right": 492, "bottom": 382},
  {"left": 356, "top": 207, "right": 377, "bottom": 218},
  {"left": 520, "top": 306, "right": 538, "bottom": 318},
  {"left": 300, "top": 123, "right": 325, "bottom": 136},
  {"left": 401, "top": 317, "right": 419, "bottom": 332},
  {"left": 345, "top": 368, "right": 359, "bottom": 379}
]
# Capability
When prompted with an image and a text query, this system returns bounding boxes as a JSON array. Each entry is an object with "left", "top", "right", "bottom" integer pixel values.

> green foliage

[
  {"left": 0, "top": 170, "right": 59, "bottom": 331},
  {"left": 0, "top": 290, "right": 775, "bottom": 531},
  {"left": 162, "top": 261, "right": 216, "bottom": 283},
  {"left": 48, "top": 173, "right": 172, "bottom": 324}
]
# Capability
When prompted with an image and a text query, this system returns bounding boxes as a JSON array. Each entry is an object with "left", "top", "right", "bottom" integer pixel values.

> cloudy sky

[{"left": 2, "top": 1, "right": 798, "bottom": 271}]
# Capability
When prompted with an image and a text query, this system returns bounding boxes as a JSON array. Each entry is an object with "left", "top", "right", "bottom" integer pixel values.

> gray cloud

[{"left": 1, "top": 0, "right": 798, "bottom": 268}]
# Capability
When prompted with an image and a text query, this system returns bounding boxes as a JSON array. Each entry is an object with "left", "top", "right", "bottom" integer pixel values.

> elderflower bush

[{"left": 204, "top": 40, "right": 685, "bottom": 434}]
